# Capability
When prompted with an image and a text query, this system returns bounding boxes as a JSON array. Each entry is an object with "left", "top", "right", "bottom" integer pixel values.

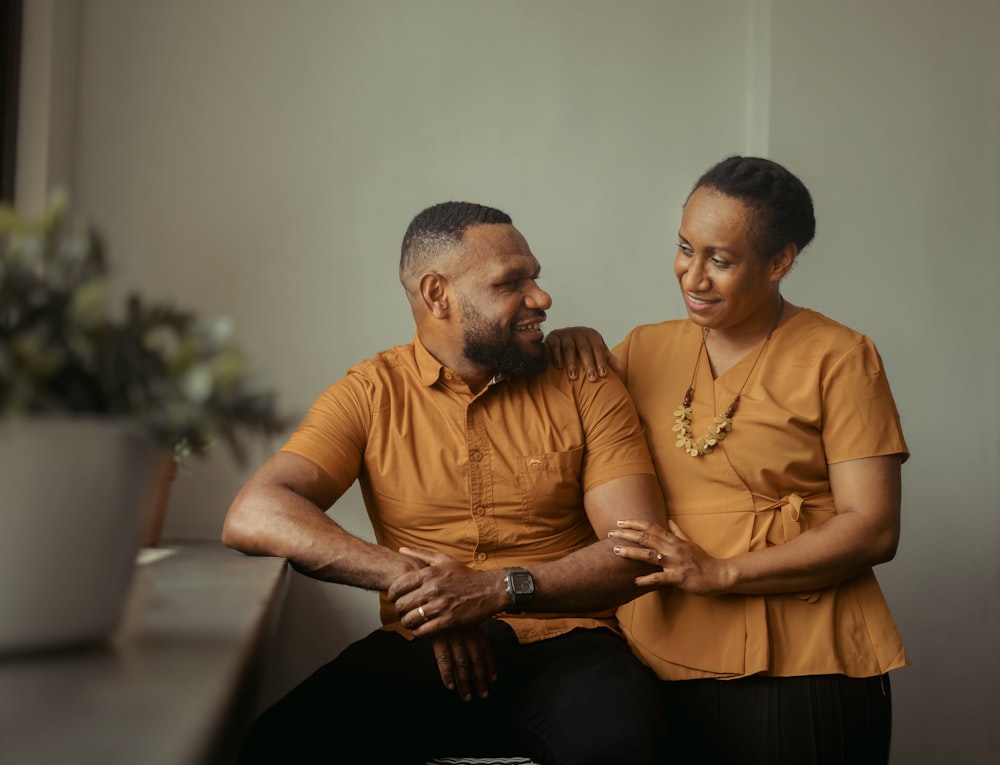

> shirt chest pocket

[{"left": 515, "top": 447, "right": 585, "bottom": 529}]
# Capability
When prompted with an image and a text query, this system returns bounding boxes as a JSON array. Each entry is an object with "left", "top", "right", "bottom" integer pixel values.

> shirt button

[
  {"left": 474, "top": 505, "right": 486, "bottom": 516},
  {"left": 471, "top": 451, "right": 483, "bottom": 461},
  {"left": 476, "top": 553, "right": 487, "bottom": 562}
]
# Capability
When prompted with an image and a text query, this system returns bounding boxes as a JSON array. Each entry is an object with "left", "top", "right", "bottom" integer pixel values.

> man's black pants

[{"left": 239, "top": 621, "right": 667, "bottom": 765}]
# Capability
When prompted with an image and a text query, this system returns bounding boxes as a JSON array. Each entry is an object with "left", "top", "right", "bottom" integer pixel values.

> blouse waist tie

[{"left": 753, "top": 492, "right": 822, "bottom": 603}]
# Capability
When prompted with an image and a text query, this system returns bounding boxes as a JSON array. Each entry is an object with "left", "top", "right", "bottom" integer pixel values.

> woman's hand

[
  {"left": 609, "top": 519, "right": 735, "bottom": 596},
  {"left": 545, "top": 326, "right": 623, "bottom": 381}
]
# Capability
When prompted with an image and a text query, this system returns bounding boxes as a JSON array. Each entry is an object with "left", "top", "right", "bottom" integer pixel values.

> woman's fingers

[
  {"left": 612, "top": 543, "right": 665, "bottom": 567},
  {"left": 609, "top": 520, "right": 669, "bottom": 549},
  {"left": 545, "top": 327, "right": 621, "bottom": 382}
]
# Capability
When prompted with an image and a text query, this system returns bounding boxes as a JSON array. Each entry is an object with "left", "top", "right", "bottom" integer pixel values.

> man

[{"left": 222, "top": 201, "right": 668, "bottom": 764}]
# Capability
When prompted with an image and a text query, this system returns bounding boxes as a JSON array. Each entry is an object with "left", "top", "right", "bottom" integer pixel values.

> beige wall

[{"left": 19, "top": 1, "right": 1000, "bottom": 762}]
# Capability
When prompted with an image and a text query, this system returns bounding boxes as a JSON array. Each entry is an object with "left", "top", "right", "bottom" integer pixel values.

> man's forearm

[
  {"left": 389, "top": 538, "right": 656, "bottom": 636},
  {"left": 288, "top": 522, "right": 419, "bottom": 593},
  {"left": 519, "top": 538, "right": 656, "bottom": 613},
  {"left": 223, "top": 485, "right": 419, "bottom": 592}
]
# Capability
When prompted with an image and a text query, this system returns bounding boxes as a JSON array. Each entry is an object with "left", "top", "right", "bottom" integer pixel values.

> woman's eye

[
  {"left": 711, "top": 257, "right": 730, "bottom": 268},
  {"left": 677, "top": 243, "right": 694, "bottom": 255}
]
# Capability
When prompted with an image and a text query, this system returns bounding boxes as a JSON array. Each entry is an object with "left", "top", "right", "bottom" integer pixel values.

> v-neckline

[{"left": 699, "top": 308, "right": 804, "bottom": 383}]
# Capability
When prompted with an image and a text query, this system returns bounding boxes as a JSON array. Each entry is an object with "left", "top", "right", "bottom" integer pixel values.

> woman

[{"left": 546, "top": 156, "right": 908, "bottom": 764}]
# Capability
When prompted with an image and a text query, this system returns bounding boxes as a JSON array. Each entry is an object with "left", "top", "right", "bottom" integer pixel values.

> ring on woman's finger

[
  {"left": 418, "top": 605, "right": 428, "bottom": 622},
  {"left": 656, "top": 553, "right": 664, "bottom": 563}
]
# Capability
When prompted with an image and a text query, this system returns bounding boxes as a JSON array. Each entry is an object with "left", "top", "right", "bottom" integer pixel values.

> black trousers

[
  {"left": 660, "top": 672, "right": 893, "bottom": 765},
  {"left": 239, "top": 621, "right": 668, "bottom": 765}
]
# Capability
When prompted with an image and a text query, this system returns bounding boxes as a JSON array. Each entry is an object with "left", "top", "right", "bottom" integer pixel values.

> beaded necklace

[{"left": 673, "top": 296, "right": 784, "bottom": 457}]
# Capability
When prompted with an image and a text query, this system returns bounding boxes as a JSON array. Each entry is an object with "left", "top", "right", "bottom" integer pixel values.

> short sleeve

[
  {"left": 573, "top": 368, "right": 656, "bottom": 492},
  {"left": 281, "top": 371, "right": 375, "bottom": 494},
  {"left": 820, "top": 338, "right": 909, "bottom": 464}
]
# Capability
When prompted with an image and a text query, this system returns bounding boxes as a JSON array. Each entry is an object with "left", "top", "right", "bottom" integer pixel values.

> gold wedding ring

[{"left": 418, "top": 605, "right": 428, "bottom": 622}]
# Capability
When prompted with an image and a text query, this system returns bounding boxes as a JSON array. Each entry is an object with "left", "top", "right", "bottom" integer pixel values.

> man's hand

[
  {"left": 388, "top": 548, "right": 508, "bottom": 635},
  {"left": 429, "top": 626, "right": 497, "bottom": 702}
]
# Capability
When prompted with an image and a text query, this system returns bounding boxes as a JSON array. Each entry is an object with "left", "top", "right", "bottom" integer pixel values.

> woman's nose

[{"left": 681, "top": 257, "right": 709, "bottom": 291}]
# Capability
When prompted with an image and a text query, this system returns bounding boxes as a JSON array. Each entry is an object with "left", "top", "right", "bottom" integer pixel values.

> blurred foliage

[{"left": 0, "top": 190, "right": 288, "bottom": 467}]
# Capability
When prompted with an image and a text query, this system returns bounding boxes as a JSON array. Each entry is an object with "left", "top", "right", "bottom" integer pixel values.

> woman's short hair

[{"left": 690, "top": 156, "right": 816, "bottom": 258}]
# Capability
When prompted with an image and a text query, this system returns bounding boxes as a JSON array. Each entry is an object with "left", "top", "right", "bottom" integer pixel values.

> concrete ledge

[{"left": 0, "top": 542, "right": 289, "bottom": 765}]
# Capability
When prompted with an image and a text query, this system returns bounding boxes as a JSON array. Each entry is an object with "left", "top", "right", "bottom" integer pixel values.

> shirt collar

[
  {"left": 412, "top": 331, "right": 510, "bottom": 390},
  {"left": 413, "top": 331, "right": 446, "bottom": 387}
]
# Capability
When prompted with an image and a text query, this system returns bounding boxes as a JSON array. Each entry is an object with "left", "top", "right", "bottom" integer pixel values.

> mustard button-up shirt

[{"left": 282, "top": 332, "right": 657, "bottom": 642}]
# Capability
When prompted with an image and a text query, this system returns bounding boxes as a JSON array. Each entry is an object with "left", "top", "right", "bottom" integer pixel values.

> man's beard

[{"left": 460, "top": 298, "right": 549, "bottom": 379}]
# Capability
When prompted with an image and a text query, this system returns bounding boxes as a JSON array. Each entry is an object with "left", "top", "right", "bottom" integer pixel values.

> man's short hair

[{"left": 399, "top": 201, "right": 512, "bottom": 285}]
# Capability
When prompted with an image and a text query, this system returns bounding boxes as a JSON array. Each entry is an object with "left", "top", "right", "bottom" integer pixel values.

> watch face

[{"left": 510, "top": 572, "right": 534, "bottom": 595}]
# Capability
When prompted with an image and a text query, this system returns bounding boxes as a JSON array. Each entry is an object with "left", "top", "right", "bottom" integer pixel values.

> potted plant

[{"left": 0, "top": 191, "right": 288, "bottom": 654}]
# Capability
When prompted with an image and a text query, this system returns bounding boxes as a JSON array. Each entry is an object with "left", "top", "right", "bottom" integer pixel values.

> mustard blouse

[{"left": 615, "top": 309, "right": 909, "bottom": 680}]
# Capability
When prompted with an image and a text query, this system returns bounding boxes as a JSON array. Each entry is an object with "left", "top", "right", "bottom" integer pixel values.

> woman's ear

[
  {"left": 419, "top": 272, "right": 451, "bottom": 318},
  {"left": 769, "top": 242, "right": 799, "bottom": 282}
]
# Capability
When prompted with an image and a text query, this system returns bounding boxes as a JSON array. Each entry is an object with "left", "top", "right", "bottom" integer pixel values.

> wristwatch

[{"left": 503, "top": 567, "right": 535, "bottom": 613}]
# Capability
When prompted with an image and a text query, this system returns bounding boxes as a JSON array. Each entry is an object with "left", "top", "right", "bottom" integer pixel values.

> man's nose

[{"left": 526, "top": 285, "right": 552, "bottom": 310}]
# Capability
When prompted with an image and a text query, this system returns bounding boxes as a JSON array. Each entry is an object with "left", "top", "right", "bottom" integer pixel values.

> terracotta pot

[
  {"left": 143, "top": 452, "right": 179, "bottom": 547},
  {"left": 0, "top": 418, "right": 160, "bottom": 654}
]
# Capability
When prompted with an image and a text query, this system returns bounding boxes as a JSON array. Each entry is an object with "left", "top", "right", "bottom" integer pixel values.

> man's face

[
  {"left": 459, "top": 293, "right": 549, "bottom": 378},
  {"left": 452, "top": 224, "right": 552, "bottom": 378}
]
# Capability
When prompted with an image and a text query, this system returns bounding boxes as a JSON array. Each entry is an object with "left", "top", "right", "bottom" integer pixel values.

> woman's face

[{"left": 673, "top": 186, "right": 791, "bottom": 336}]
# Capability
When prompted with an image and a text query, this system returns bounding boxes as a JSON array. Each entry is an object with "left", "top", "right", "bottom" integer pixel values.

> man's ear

[
  {"left": 419, "top": 272, "right": 451, "bottom": 318},
  {"left": 769, "top": 242, "right": 799, "bottom": 282}
]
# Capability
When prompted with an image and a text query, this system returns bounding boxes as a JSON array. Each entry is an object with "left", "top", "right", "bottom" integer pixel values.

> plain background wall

[{"left": 16, "top": 1, "right": 999, "bottom": 762}]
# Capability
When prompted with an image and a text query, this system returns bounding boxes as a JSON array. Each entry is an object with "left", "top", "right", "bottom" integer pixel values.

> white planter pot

[{"left": 0, "top": 418, "right": 160, "bottom": 654}]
